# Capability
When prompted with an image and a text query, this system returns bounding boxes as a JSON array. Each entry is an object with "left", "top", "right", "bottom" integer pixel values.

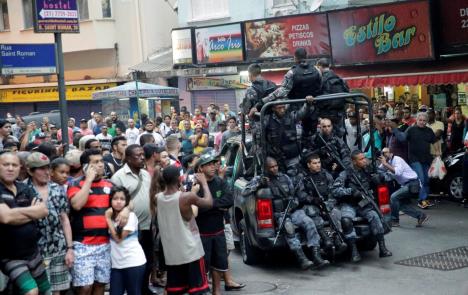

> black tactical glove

[
  {"left": 259, "top": 176, "right": 269, "bottom": 187},
  {"left": 351, "top": 188, "right": 362, "bottom": 202},
  {"left": 289, "top": 198, "right": 300, "bottom": 211}
]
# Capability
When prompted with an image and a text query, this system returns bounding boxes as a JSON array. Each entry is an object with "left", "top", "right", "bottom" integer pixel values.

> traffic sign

[
  {"left": 33, "top": 0, "right": 80, "bottom": 33},
  {"left": 0, "top": 44, "right": 56, "bottom": 75}
]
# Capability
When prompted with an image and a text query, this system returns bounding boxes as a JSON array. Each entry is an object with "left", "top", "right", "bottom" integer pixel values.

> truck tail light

[
  {"left": 377, "top": 184, "right": 391, "bottom": 214},
  {"left": 256, "top": 199, "right": 273, "bottom": 229}
]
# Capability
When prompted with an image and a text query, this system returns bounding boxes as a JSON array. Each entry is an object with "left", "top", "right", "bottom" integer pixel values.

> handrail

[{"left": 258, "top": 92, "right": 376, "bottom": 172}]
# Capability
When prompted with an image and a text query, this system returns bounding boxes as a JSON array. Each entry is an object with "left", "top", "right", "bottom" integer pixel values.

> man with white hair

[{"left": 390, "top": 112, "right": 437, "bottom": 209}]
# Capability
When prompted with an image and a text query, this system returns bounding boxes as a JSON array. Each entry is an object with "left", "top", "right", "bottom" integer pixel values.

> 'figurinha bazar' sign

[{"left": 328, "top": 0, "right": 434, "bottom": 65}]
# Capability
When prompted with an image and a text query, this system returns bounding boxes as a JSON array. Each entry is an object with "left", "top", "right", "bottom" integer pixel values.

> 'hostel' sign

[{"left": 328, "top": 0, "right": 433, "bottom": 65}]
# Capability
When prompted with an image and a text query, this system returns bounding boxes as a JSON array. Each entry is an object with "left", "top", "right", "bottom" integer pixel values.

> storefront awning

[
  {"left": 263, "top": 58, "right": 468, "bottom": 88},
  {"left": 340, "top": 69, "right": 468, "bottom": 88}
]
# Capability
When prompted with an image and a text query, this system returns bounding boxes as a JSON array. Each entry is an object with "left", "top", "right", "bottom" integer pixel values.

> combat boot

[
  {"left": 348, "top": 240, "right": 361, "bottom": 262},
  {"left": 310, "top": 247, "right": 330, "bottom": 269},
  {"left": 377, "top": 235, "right": 392, "bottom": 258},
  {"left": 293, "top": 248, "right": 313, "bottom": 270},
  {"left": 318, "top": 229, "right": 334, "bottom": 250}
]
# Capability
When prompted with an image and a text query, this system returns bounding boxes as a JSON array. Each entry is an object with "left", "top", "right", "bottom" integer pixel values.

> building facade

[{"left": 0, "top": 0, "right": 178, "bottom": 120}]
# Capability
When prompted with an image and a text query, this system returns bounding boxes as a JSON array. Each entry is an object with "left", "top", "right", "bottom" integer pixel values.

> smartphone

[
  {"left": 83, "top": 163, "right": 89, "bottom": 173},
  {"left": 220, "top": 156, "right": 226, "bottom": 167}
]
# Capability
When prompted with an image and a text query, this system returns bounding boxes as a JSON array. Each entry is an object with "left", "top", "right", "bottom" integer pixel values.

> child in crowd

[
  {"left": 50, "top": 158, "right": 71, "bottom": 189},
  {"left": 106, "top": 186, "right": 146, "bottom": 295}
]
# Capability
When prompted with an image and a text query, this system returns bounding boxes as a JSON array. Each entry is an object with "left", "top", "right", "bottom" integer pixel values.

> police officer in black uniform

[
  {"left": 241, "top": 63, "right": 277, "bottom": 156},
  {"left": 332, "top": 150, "right": 392, "bottom": 262},
  {"left": 296, "top": 153, "right": 348, "bottom": 253},
  {"left": 263, "top": 48, "right": 322, "bottom": 140},
  {"left": 264, "top": 97, "right": 314, "bottom": 176},
  {"left": 316, "top": 58, "right": 350, "bottom": 137},
  {"left": 309, "top": 118, "right": 352, "bottom": 176},
  {"left": 243, "top": 157, "right": 329, "bottom": 269}
]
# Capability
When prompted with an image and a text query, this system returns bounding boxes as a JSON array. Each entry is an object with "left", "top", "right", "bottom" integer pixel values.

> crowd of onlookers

[
  {"left": 0, "top": 96, "right": 467, "bottom": 294},
  {"left": 0, "top": 102, "right": 245, "bottom": 295}
]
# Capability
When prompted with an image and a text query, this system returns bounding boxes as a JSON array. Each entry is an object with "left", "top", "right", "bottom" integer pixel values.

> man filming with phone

[{"left": 67, "top": 149, "right": 130, "bottom": 295}]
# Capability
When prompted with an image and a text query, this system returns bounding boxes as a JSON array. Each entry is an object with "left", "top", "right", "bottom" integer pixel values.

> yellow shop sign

[{"left": 0, "top": 83, "right": 117, "bottom": 103}]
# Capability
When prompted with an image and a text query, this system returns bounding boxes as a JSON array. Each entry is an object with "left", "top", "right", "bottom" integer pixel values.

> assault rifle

[
  {"left": 273, "top": 198, "right": 293, "bottom": 246},
  {"left": 305, "top": 176, "right": 346, "bottom": 246},
  {"left": 316, "top": 133, "right": 391, "bottom": 233}
]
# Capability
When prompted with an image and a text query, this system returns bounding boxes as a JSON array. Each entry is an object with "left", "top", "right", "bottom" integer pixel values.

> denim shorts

[{"left": 71, "top": 242, "right": 111, "bottom": 287}]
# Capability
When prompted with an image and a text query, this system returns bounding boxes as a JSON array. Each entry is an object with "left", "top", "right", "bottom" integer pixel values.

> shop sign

[
  {"left": 195, "top": 23, "right": 244, "bottom": 64},
  {"left": 172, "top": 28, "right": 193, "bottom": 64},
  {"left": 438, "top": 0, "right": 468, "bottom": 51},
  {"left": 186, "top": 76, "right": 247, "bottom": 91},
  {"left": 0, "top": 44, "right": 56, "bottom": 75},
  {"left": 244, "top": 13, "right": 330, "bottom": 60},
  {"left": 328, "top": 0, "right": 433, "bottom": 66},
  {"left": 0, "top": 83, "right": 116, "bottom": 103},
  {"left": 33, "top": 0, "right": 80, "bottom": 33}
]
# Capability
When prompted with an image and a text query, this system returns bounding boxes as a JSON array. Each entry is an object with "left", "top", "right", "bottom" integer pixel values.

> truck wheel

[
  {"left": 357, "top": 237, "right": 377, "bottom": 251},
  {"left": 239, "top": 220, "right": 262, "bottom": 265}
]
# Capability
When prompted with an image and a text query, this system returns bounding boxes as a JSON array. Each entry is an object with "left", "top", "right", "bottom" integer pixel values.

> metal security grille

[{"left": 395, "top": 246, "right": 468, "bottom": 271}]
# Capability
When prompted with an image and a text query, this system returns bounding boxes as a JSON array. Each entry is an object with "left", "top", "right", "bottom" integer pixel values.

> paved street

[{"left": 228, "top": 200, "right": 468, "bottom": 295}]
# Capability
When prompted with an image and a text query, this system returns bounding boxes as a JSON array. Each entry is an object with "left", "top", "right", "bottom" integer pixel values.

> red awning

[
  {"left": 339, "top": 69, "right": 468, "bottom": 88},
  {"left": 262, "top": 58, "right": 468, "bottom": 88}
]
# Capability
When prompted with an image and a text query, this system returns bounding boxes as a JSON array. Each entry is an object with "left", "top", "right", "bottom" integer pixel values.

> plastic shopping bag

[{"left": 428, "top": 156, "right": 447, "bottom": 180}]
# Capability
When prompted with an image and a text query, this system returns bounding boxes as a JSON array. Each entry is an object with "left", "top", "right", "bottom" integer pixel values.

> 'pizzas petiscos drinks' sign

[{"left": 328, "top": 0, "right": 433, "bottom": 66}]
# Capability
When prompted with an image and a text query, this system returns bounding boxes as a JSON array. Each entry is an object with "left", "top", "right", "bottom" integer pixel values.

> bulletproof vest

[
  {"left": 270, "top": 174, "right": 292, "bottom": 212},
  {"left": 316, "top": 70, "right": 348, "bottom": 117},
  {"left": 310, "top": 171, "right": 330, "bottom": 197},
  {"left": 313, "top": 134, "right": 332, "bottom": 160},
  {"left": 288, "top": 62, "right": 322, "bottom": 100},
  {"left": 348, "top": 168, "right": 373, "bottom": 192},
  {"left": 266, "top": 113, "right": 299, "bottom": 159},
  {"left": 321, "top": 70, "right": 349, "bottom": 94}
]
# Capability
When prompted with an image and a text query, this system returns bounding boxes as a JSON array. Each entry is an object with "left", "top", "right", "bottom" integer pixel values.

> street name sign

[
  {"left": 33, "top": 0, "right": 80, "bottom": 33},
  {"left": 0, "top": 44, "right": 56, "bottom": 75}
]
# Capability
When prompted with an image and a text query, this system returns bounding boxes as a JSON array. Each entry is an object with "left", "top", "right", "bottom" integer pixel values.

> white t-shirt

[
  {"left": 126, "top": 127, "right": 140, "bottom": 145},
  {"left": 110, "top": 212, "right": 147, "bottom": 269}
]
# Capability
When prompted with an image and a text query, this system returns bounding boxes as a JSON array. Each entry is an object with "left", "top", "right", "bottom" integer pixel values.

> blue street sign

[
  {"left": 0, "top": 43, "right": 56, "bottom": 75},
  {"left": 33, "top": 0, "right": 80, "bottom": 33}
]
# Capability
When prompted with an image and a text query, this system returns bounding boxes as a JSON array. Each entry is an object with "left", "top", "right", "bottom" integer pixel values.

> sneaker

[
  {"left": 418, "top": 200, "right": 429, "bottom": 209},
  {"left": 391, "top": 221, "right": 400, "bottom": 227},
  {"left": 416, "top": 213, "right": 429, "bottom": 227}
]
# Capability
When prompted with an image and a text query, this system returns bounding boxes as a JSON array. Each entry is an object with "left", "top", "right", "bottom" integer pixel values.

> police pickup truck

[{"left": 221, "top": 94, "right": 391, "bottom": 265}]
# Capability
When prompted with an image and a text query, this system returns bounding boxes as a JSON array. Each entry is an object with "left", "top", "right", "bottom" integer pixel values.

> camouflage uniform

[
  {"left": 308, "top": 132, "right": 352, "bottom": 176},
  {"left": 243, "top": 173, "right": 320, "bottom": 249},
  {"left": 296, "top": 169, "right": 342, "bottom": 232},
  {"left": 241, "top": 77, "right": 276, "bottom": 157},
  {"left": 331, "top": 167, "right": 385, "bottom": 239},
  {"left": 264, "top": 103, "right": 312, "bottom": 175}
]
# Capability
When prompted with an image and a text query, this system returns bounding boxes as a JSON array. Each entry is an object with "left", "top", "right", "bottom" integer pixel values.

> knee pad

[
  {"left": 341, "top": 217, "right": 354, "bottom": 234},
  {"left": 284, "top": 220, "right": 296, "bottom": 235}
]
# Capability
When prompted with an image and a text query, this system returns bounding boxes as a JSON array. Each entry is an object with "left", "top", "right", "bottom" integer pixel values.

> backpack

[
  {"left": 252, "top": 79, "right": 277, "bottom": 103},
  {"left": 322, "top": 70, "right": 349, "bottom": 95}
]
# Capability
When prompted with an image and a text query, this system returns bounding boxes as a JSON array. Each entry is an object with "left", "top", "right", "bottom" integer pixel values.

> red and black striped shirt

[{"left": 67, "top": 177, "right": 113, "bottom": 245}]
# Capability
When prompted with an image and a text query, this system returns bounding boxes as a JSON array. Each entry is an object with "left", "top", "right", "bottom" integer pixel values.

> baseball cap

[
  {"left": 80, "top": 118, "right": 87, "bottom": 123},
  {"left": 26, "top": 152, "right": 50, "bottom": 168},
  {"left": 197, "top": 150, "right": 219, "bottom": 167}
]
